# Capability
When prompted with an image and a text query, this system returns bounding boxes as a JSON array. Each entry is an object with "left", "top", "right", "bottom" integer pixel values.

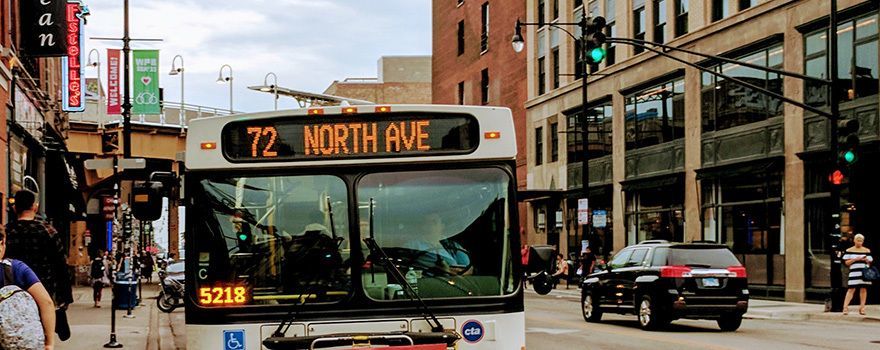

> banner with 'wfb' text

[{"left": 133, "top": 50, "right": 161, "bottom": 115}]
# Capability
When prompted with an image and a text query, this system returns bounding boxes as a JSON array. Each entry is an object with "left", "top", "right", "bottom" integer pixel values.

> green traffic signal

[
  {"left": 843, "top": 149, "right": 856, "bottom": 163},
  {"left": 589, "top": 47, "right": 606, "bottom": 63},
  {"left": 238, "top": 233, "right": 248, "bottom": 241}
]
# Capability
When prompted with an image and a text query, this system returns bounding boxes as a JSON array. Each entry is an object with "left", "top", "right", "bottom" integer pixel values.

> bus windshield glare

[{"left": 191, "top": 168, "right": 516, "bottom": 307}]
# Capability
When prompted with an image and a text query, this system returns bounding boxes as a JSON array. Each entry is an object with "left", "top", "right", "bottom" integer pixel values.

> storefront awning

[
  {"left": 695, "top": 157, "right": 783, "bottom": 180},
  {"left": 518, "top": 189, "right": 569, "bottom": 202},
  {"left": 620, "top": 173, "right": 683, "bottom": 192}
]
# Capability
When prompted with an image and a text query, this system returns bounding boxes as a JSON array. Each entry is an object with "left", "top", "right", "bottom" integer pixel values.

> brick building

[
  {"left": 521, "top": 0, "right": 880, "bottom": 302},
  {"left": 432, "top": 0, "right": 528, "bottom": 231},
  {"left": 323, "top": 56, "right": 432, "bottom": 104}
]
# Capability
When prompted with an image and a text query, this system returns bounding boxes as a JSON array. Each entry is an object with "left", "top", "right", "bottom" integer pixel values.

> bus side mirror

[{"left": 132, "top": 181, "right": 164, "bottom": 221}]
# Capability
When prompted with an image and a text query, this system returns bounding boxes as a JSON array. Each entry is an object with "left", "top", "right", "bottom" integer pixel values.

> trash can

[{"left": 113, "top": 273, "right": 139, "bottom": 309}]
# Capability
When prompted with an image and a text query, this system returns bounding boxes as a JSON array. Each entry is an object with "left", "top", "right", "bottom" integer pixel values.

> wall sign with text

[
  {"left": 61, "top": 1, "right": 87, "bottom": 112},
  {"left": 222, "top": 113, "right": 479, "bottom": 162},
  {"left": 20, "top": 0, "right": 68, "bottom": 56}
]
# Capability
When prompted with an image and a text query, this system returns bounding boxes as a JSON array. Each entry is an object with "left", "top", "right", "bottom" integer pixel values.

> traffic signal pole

[{"left": 827, "top": 0, "right": 844, "bottom": 312}]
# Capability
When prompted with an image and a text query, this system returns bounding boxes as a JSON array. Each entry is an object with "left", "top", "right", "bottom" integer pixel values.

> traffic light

[
  {"left": 131, "top": 181, "right": 164, "bottom": 221},
  {"left": 829, "top": 118, "right": 860, "bottom": 186},
  {"left": 583, "top": 16, "right": 607, "bottom": 66}
]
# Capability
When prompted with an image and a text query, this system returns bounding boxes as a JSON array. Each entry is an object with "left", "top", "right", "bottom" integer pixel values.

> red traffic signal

[{"left": 828, "top": 169, "right": 846, "bottom": 186}]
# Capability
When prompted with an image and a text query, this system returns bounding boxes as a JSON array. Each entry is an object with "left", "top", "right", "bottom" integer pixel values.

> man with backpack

[
  {"left": 91, "top": 249, "right": 111, "bottom": 307},
  {"left": 0, "top": 227, "right": 57, "bottom": 350},
  {"left": 5, "top": 190, "right": 73, "bottom": 341}
]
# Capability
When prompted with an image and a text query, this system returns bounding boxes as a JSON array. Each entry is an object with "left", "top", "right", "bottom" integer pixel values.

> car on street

[{"left": 580, "top": 240, "right": 749, "bottom": 331}]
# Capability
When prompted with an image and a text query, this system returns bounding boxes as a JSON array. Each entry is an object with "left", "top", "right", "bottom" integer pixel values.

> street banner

[
  {"left": 20, "top": 0, "right": 68, "bottom": 56},
  {"left": 132, "top": 50, "right": 160, "bottom": 115},
  {"left": 107, "top": 49, "right": 121, "bottom": 114},
  {"left": 61, "top": 1, "right": 87, "bottom": 112}
]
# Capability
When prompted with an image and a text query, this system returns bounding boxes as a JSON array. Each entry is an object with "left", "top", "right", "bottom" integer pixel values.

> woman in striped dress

[{"left": 842, "top": 234, "right": 872, "bottom": 315}]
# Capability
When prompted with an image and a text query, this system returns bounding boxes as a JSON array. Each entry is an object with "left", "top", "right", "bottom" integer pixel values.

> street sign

[
  {"left": 85, "top": 158, "right": 114, "bottom": 170},
  {"left": 577, "top": 198, "right": 589, "bottom": 225},
  {"left": 118, "top": 158, "right": 147, "bottom": 170},
  {"left": 593, "top": 210, "right": 607, "bottom": 228}
]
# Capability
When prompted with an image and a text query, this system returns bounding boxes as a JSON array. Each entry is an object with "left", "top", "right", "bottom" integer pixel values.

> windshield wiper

[{"left": 365, "top": 198, "right": 445, "bottom": 333}]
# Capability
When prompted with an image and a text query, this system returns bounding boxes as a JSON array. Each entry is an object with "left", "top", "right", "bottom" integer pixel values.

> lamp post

[
  {"left": 513, "top": 17, "right": 595, "bottom": 253},
  {"left": 87, "top": 49, "right": 103, "bottom": 128},
  {"left": 217, "top": 64, "right": 233, "bottom": 113},
  {"left": 169, "top": 55, "right": 185, "bottom": 128},
  {"left": 261, "top": 72, "right": 279, "bottom": 110}
]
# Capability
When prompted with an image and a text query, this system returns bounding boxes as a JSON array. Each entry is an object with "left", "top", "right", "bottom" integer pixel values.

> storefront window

[
  {"left": 625, "top": 78, "right": 685, "bottom": 150},
  {"left": 567, "top": 101, "right": 612, "bottom": 164},
  {"left": 702, "top": 170, "right": 784, "bottom": 287},
  {"left": 804, "top": 13, "right": 879, "bottom": 106},
  {"left": 625, "top": 183, "right": 684, "bottom": 245},
  {"left": 702, "top": 44, "right": 783, "bottom": 132}
]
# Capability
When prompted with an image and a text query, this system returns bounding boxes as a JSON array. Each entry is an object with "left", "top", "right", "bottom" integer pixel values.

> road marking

[{"left": 526, "top": 327, "right": 580, "bottom": 335}]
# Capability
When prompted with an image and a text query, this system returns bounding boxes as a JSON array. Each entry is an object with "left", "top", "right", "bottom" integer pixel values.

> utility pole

[{"left": 827, "top": 0, "right": 843, "bottom": 313}]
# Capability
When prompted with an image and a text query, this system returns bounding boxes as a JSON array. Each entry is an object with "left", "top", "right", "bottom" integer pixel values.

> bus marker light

[
  {"left": 341, "top": 106, "right": 357, "bottom": 114},
  {"left": 374, "top": 106, "right": 391, "bottom": 113},
  {"left": 201, "top": 142, "right": 217, "bottom": 150},
  {"left": 308, "top": 108, "right": 324, "bottom": 115},
  {"left": 484, "top": 131, "right": 501, "bottom": 139}
]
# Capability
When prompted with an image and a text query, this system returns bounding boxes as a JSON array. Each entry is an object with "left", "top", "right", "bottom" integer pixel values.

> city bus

[{"left": 182, "top": 105, "right": 524, "bottom": 349}]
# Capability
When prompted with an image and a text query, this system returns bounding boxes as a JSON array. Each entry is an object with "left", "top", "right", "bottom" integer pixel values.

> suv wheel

[
  {"left": 637, "top": 296, "right": 667, "bottom": 330},
  {"left": 582, "top": 292, "right": 602, "bottom": 322},
  {"left": 717, "top": 313, "right": 743, "bottom": 332}
]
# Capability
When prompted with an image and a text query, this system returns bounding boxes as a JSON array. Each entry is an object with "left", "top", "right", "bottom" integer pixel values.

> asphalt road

[{"left": 525, "top": 293, "right": 880, "bottom": 350}]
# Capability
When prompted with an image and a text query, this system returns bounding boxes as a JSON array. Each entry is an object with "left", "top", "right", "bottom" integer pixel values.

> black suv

[{"left": 580, "top": 241, "right": 749, "bottom": 331}]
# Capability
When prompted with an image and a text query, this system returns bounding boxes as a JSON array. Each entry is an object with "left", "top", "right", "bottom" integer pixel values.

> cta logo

[{"left": 461, "top": 320, "right": 484, "bottom": 343}]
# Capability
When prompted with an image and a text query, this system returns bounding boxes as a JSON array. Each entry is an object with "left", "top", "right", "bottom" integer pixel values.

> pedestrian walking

[
  {"left": 140, "top": 250, "right": 155, "bottom": 283},
  {"left": 0, "top": 227, "right": 57, "bottom": 350},
  {"left": 842, "top": 234, "right": 873, "bottom": 315},
  {"left": 5, "top": 190, "right": 72, "bottom": 341},
  {"left": 578, "top": 247, "right": 597, "bottom": 277},
  {"left": 90, "top": 249, "right": 110, "bottom": 308}
]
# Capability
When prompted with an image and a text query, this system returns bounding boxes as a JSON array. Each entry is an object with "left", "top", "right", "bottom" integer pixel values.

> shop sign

[
  {"left": 132, "top": 50, "right": 160, "bottom": 115},
  {"left": 107, "top": 49, "right": 121, "bottom": 114},
  {"left": 61, "top": 1, "right": 87, "bottom": 112},
  {"left": 20, "top": 0, "right": 68, "bottom": 56}
]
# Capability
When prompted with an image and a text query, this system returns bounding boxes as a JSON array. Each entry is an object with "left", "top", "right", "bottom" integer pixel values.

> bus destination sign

[{"left": 222, "top": 113, "right": 478, "bottom": 162}]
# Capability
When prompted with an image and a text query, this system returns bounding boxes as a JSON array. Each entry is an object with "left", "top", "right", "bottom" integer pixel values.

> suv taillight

[
  {"left": 727, "top": 266, "right": 747, "bottom": 278},
  {"left": 660, "top": 266, "right": 692, "bottom": 278}
]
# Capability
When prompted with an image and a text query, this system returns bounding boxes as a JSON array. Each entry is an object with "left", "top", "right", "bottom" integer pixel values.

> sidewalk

[
  {"left": 528, "top": 287, "right": 880, "bottom": 323},
  {"left": 56, "top": 282, "right": 183, "bottom": 350}
]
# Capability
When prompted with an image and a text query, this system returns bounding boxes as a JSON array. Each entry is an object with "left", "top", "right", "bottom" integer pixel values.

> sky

[{"left": 82, "top": 0, "right": 431, "bottom": 113}]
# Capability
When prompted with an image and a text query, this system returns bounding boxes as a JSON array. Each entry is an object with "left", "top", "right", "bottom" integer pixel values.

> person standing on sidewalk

[
  {"left": 842, "top": 234, "right": 873, "bottom": 315},
  {"left": 5, "top": 190, "right": 73, "bottom": 340},
  {"left": 139, "top": 250, "right": 155, "bottom": 283},
  {"left": 0, "top": 227, "right": 57, "bottom": 350},
  {"left": 90, "top": 249, "right": 110, "bottom": 307}
]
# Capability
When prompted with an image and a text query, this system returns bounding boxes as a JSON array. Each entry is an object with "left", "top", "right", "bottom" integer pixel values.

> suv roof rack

[
  {"left": 638, "top": 240, "right": 669, "bottom": 245},
  {"left": 688, "top": 240, "right": 719, "bottom": 244}
]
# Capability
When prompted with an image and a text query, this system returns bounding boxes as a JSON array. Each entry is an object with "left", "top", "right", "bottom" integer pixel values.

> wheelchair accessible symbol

[{"left": 223, "top": 329, "right": 245, "bottom": 350}]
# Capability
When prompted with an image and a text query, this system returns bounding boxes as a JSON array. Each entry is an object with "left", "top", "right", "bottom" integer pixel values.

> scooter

[{"left": 157, "top": 271, "right": 185, "bottom": 313}]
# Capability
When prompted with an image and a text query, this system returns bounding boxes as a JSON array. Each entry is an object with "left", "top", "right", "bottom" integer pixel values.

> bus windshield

[
  {"left": 359, "top": 168, "right": 516, "bottom": 300},
  {"left": 192, "top": 175, "right": 351, "bottom": 306}
]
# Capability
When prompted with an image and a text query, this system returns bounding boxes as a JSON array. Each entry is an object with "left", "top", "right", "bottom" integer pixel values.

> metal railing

[{"left": 72, "top": 99, "right": 236, "bottom": 129}]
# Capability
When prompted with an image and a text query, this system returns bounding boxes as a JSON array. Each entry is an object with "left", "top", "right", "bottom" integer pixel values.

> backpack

[
  {"left": 0, "top": 260, "right": 45, "bottom": 350},
  {"left": 91, "top": 258, "right": 106, "bottom": 279}
]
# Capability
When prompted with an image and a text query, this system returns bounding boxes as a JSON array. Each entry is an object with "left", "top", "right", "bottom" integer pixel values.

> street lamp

[
  {"left": 512, "top": 16, "right": 606, "bottom": 254},
  {"left": 261, "top": 72, "right": 279, "bottom": 111},
  {"left": 217, "top": 64, "right": 233, "bottom": 113},
  {"left": 169, "top": 55, "right": 185, "bottom": 128},
  {"left": 87, "top": 49, "right": 103, "bottom": 129}
]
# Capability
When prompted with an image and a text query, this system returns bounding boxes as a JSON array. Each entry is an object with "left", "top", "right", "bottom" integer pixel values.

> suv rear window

[{"left": 652, "top": 247, "right": 741, "bottom": 268}]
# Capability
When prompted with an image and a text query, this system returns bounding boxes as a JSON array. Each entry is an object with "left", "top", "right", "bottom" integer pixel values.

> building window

[
  {"left": 702, "top": 170, "right": 784, "bottom": 287},
  {"left": 457, "top": 20, "right": 465, "bottom": 56},
  {"left": 480, "top": 68, "right": 489, "bottom": 105},
  {"left": 457, "top": 0, "right": 464, "bottom": 5},
  {"left": 702, "top": 44, "right": 784, "bottom": 132},
  {"left": 804, "top": 13, "right": 879, "bottom": 107},
  {"left": 712, "top": 0, "right": 729, "bottom": 22},
  {"left": 538, "top": 57, "right": 546, "bottom": 95},
  {"left": 674, "top": 0, "right": 688, "bottom": 37},
  {"left": 481, "top": 2, "right": 489, "bottom": 53},
  {"left": 573, "top": 6, "right": 585, "bottom": 78},
  {"left": 538, "top": 0, "right": 546, "bottom": 26},
  {"left": 567, "top": 101, "right": 612, "bottom": 164},
  {"left": 605, "top": 0, "right": 617, "bottom": 65},
  {"left": 535, "top": 126, "right": 544, "bottom": 165},
  {"left": 550, "top": 122, "right": 559, "bottom": 162},
  {"left": 551, "top": 47, "right": 560, "bottom": 89},
  {"left": 738, "top": 0, "right": 756, "bottom": 10},
  {"left": 552, "top": 0, "right": 559, "bottom": 21},
  {"left": 653, "top": 0, "right": 666, "bottom": 44},
  {"left": 625, "top": 78, "right": 685, "bottom": 150},
  {"left": 633, "top": 1, "right": 646, "bottom": 54},
  {"left": 626, "top": 183, "right": 684, "bottom": 245},
  {"left": 573, "top": 0, "right": 583, "bottom": 9},
  {"left": 457, "top": 81, "right": 465, "bottom": 105}
]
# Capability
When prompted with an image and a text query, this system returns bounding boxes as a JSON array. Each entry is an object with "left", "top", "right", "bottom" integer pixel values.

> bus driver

[{"left": 405, "top": 213, "right": 470, "bottom": 275}]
